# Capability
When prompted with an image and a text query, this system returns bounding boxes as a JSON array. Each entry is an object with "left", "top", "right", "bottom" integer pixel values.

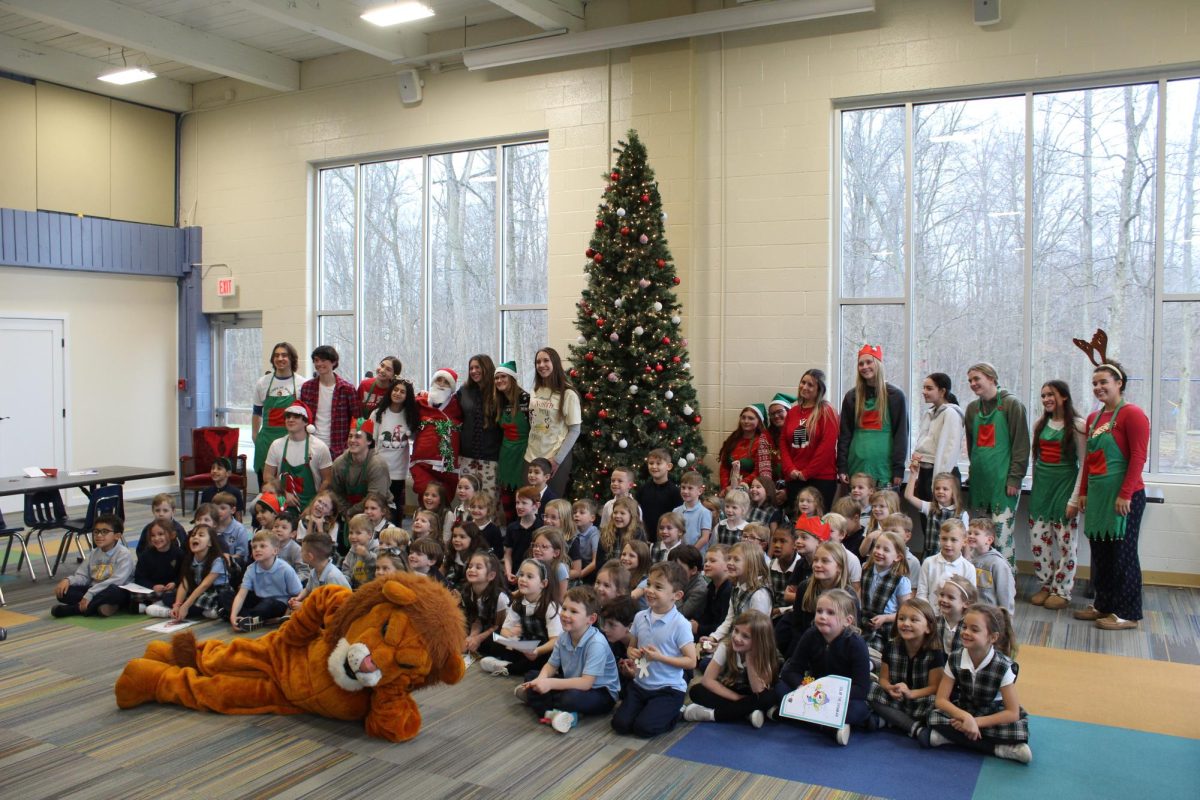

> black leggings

[
  {"left": 688, "top": 682, "right": 779, "bottom": 722},
  {"left": 389, "top": 479, "right": 406, "bottom": 524}
]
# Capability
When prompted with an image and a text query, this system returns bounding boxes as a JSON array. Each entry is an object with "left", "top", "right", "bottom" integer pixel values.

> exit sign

[{"left": 217, "top": 277, "right": 236, "bottom": 297}]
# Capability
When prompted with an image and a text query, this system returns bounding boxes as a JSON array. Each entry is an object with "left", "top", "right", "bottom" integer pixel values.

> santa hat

[
  {"left": 794, "top": 515, "right": 832, "bottom": 543},
  {"left": 769, "top": 392, "right": 797, "bottom": 411},
  {"left": 283, "top": 401, "right": 317, "bottom": 435},
  {"left": 494, "top": 360, "right": 518, "bottom": 379},
  {"left": 256, "top": 492, "right": 283, "bottom": 514},
  {"left": 744, "top": 403, "right": 768, "bottom": 424},
  {"left": 353, "top": 417, "right": 375, "bottom": 439},
  {"left": 432, "top": 367, "right": 458, "bottom": 386},
  {"left": 857, "top": 343, "right": 884, "bottom": 362}
]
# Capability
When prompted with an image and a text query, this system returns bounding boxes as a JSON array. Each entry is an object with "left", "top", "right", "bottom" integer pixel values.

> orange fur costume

[{"left": 114, "top": 575, "right": 465, "bottom": 742}]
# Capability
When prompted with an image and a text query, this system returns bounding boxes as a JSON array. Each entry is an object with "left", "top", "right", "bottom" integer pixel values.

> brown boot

[
  {"left": 1043, "top": 595, "right": 1069, "bottom": 610},
  {"left": 1073, "top": 605, "right": 1103, "bottom": 621}
]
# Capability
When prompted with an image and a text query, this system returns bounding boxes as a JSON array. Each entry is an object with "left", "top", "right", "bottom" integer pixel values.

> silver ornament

[
  {"left": 683, "top": 404, "right": 693, "bottom": 415},
  {"left": 687, "top": 452, "right": 696, "bottom": 462},
  {"left": 629, "top": 384, "right": 639, "bottom": 395},
  {"left": 617, "top": 207, "right": 626, "bottom": 217},
  {"left": 671, "top": 315, "right": 681, "bottom": 325},
  {"left": 634, "top": 326, "right": 644, "bottom": 336},
  {"left": 619, "top": 439, "right": 628, "bottom": 449},
  {"left": 653, "top": 302, "right": 663, "bottom": 311},
  {"left": 677, "top": 458, "right": 687, "bottom": 468},
  {"left": 665, "top": 390, "right": 674, "bottom": 400}
]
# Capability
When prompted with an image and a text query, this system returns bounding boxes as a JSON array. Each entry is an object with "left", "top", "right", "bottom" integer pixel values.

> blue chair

[{"left": 19, "top": 485, "right": 124, "bottom": 580}]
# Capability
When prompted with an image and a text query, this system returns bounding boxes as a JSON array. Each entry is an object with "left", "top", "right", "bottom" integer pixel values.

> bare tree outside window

[{"left": 841, "top": 107, "right": 905, "bottom": 299}]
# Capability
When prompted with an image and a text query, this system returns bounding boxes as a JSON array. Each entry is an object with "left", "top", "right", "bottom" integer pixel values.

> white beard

[{"left": 427, "top": 384, "right": 453, "bottom": 408}]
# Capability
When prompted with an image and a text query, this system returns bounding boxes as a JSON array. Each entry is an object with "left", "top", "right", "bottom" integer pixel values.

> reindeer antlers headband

[{"left": 1072, "top": 328, "right": 1124, "bottom": 381}]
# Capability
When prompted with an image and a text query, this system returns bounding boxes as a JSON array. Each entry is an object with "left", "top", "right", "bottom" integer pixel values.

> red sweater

[
  {"left": 779, "top": 403, "right": 839, "bottom": 481},
  {"left": 1079, "top": 403, "right": 1148, "bottom": 500}
]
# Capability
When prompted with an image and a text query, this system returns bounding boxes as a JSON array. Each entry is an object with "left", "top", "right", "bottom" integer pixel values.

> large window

[
  {"left": 837, "top": 77, "right": 1200, "bottom": 478},
  {"left": 316, "top": 139, "right": 549, "bottom": 388}
]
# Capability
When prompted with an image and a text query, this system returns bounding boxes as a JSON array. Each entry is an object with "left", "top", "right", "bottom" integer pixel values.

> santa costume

[{"left": 409, "top": 368, "right": 464, "bottom": 499}]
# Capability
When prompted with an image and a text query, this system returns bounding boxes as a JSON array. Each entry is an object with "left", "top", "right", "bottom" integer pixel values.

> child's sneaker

[
  {"left": 549, "top": 710, "right": 578, "bottom": 734},
  {"left": 235, "top": 616, "right": 262, "bottom": 632},
  {"left": 146, "top": 603, "right": 172, "bottom": 618},
  {"left": 748, "top": 709, "right": 765, "bottom": 729},
  {"left": 835, "top": 724, "right": 851, "bottom": 746},
  {"left": 994, "top": 743, "right": 1032, "bottom": 764},
  {"left": 479, "top": 656, "right": 511, "bottom": 676},
  {"left": 96, "top": 603, "right": 120, "bottom": 617},
  {"left": 0, "top": 627, "right": 7, "bottom": 641},
  {"left": 683, "top": 704, "right": 715, "bottom": 722},
  {"left": 513, "top": 684, "right": 528, "bottom": 704}
]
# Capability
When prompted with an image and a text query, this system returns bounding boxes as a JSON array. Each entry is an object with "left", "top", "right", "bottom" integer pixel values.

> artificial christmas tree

[{"left": 568, "top": 131, "right": 708, "bottom": 501}]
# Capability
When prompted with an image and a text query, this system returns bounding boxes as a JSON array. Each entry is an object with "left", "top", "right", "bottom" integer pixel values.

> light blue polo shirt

[
  {"left": 307, "top": 559, "right": 351, "bottom": 591},
  {"left": 549, "top": 624, "right": 621, "bottom": 701},
  {"left": 675, "top": 502, "right": 713, "bottom": 550},
  {"left": 629, "top": 605, "right": 693, "bottom": 693},
  {"left": 217, "top": 519, "right": 250, "bottom": 561},
  {"left": 242, "top": 557, "right": 302, "bottom": 601}
]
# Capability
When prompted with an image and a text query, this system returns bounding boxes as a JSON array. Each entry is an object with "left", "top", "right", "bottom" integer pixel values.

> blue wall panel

[{"left": 0, "top": 208, "right": 187, "bottom": 278}]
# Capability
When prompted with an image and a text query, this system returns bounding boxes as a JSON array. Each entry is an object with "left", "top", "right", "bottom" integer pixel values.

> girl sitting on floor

[
  {"left": 480, "top": 558, "right": 562, "bottom": 675},
  {"left": 622, "top": 539, "right": 653, "bottom": 609},
  {"left": 936, "top": 575, "right": 978, "bottom": 654},
  {"left": 922, "top": 603, "right": 1031, "bottom": 764},
  {"left": 683, "top": 609, "right": 779, "bottom": 728},
  {"left": 462, "top": 550, "right": 509, "bottom": 658},
  {"left": 868, "top": 597, "right": 945, "bottom": 738},
  {"left": 701, "top": 541, "right": 772, "bottom": 649},
  {"left": 165, "top": 525, "right": 229, "bottom": 620}
]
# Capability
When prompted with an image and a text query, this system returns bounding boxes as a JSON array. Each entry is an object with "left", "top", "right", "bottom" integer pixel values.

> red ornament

[
  {"left": 585, "top": 392, "right": 595, "bottom": 401},
  {"left": 641, "top": 193, "right": 650, "bottom": 202},
  {"left": 672, "top": 356, "right": 681, "bottom": 363},
  {"left": 658, "top": 421, "right": 668, "bottom": 430},
  {"left": 620, "top": 226, "right": 631, "bottom": 236},
  {"left": 643, "top": 407, "right": 651, "bottom": 415},
  {"left": 569, "top": 369, "right": 579, "bottom": 378},
  {"left": 594, "top": 253, "right": 603, "bottom": 263},
  {"left": 599, "top": 469, "right": 609, "bottom": 476},
  {"left": 585, "top": 248, "right": 595, "bottom": 258},
  {"left": 594, "top": 492, "right": 601, "bottom": 499},
  {"left": 662, "top": 336, "right": 671, "bottom": 345},
  {"left": 584, "top": 352, "right": 595, "bottom": 361},
  {"left": 598, "top": 409, "right": 608, "bottom": 419},
  {"left": 674, "top": 437, "right": 683, "bottom": 446},
  {"left": 644, "top": 365, "right": 652, "bottom": 373},
  {"left": 595, "top": 220, "right": 604, "bottom": 229},
  {"left": 656, "top": 259, "right": 666, "bottom": 268},
  {"left": 596, "top": 317, "right": 606, "bottom": 327},
  {"left": 655, "top": 363, "right": 664, "bottom": 372},
  {"left": 611, "top": 171, "right": 620, "bottom": 180},
  {"left": 673, "top": 276, "right": 681, "bottom": 285},
  {"left": 693, "top": 415, "right": 702, "bottom": 424},
  {"left": 592, "top": 430, "right": 601, "bottom": 438}
]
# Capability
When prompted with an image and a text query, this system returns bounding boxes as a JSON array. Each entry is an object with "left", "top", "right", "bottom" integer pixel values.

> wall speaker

[
  {"left": 974, "top": 0, "right": 1001, "bottom": 26},
  {"left": 398, "top": 68, "right": 423, "bottom": 104}
]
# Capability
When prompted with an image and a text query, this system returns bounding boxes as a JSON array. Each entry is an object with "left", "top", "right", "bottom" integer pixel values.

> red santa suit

[{"left": 409, "top": 368, "right": 463, "bottom": 499}]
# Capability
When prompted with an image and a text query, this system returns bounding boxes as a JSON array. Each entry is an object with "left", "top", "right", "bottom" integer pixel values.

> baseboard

[{"left": 1016, "top": 560, "right": 1200, "bottom": 589}]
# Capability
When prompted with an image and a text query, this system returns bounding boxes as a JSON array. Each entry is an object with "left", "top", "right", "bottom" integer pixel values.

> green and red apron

[
  {"left": 1029, "top": 424, "right": 1077, "bottom": 524},
  {"left": 848, "top": 395, "right": 891, "bottom": 487},
  {"left": 1083, "top": 403, "right": 1128, "bottom": 541},
  {"left": 253, "top": 374, "right": 299, "bottom": 473},
  {"left": 338, "top": 456, "right": 371, "bottom": 508},
  {"left": 279, "top": 436, "right": 316, "bottom": 511},
  {"left": 498, "top": 400, "right": 530, "bottom": 490},
  {"left": 968, "top": 401, "right": 1017, "bottom": 516}
]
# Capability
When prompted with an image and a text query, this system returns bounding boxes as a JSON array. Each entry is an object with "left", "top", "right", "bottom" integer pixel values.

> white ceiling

[{"left": 0, "top": 0, "right": 557, "bottom": 110}]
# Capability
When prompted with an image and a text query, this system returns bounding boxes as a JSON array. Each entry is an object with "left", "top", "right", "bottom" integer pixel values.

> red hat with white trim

[
  {"left": 283, "top": 401, "right": 317, "bottom": 435},
  {"left": 432, "top": 367, "right": 459, "bottom": 386}
]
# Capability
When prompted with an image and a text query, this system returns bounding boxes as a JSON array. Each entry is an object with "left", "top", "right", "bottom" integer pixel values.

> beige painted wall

[
  {"left": 0, "top": 266, "right": 179, "bottom": 499},
  {"left": 0, "top": 78, "right": 176, "bottom": 226},
  {"left": 179, "top": 0, "right": 1200, "bottom": 576}
]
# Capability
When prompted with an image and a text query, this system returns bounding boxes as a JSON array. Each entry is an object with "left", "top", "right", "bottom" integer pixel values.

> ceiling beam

[
  {"left": 0, "top": 31, "right": 191, "bottom": 112},
  {"left": 0, "top": 0, "right": 299, "bottom": 92},
  {"left": 230, "top": 0, "right": 426, "bottom": 61},
  {"left": 486, "top": 0, "right": 585, "bottom": 32}
]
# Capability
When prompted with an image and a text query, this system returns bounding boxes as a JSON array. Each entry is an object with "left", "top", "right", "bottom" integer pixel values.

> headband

[
  {"left": 942, "top": 578, "right": 972, "bottom": 601},
  {"left": 1072, "top": 328, "right": 1124, "bottom": 381},
  {"left": 521, "top": 558, "right": 548, "bottom": 579}
]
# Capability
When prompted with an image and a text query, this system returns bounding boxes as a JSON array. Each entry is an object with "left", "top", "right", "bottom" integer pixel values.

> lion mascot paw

[{"left": 115, "top": 574, "right": 466, "bottom": 742}]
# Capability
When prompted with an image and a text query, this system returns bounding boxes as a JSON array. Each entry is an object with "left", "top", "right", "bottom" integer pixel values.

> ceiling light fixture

[
  {"left": 98, "top": 67, "right": 156, "bottom": 85},
  {"left": 362, "top": 2, "right": 435, "bottom": 27}
]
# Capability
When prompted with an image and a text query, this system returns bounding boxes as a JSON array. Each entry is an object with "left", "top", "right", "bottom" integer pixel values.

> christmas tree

[{"left": 568, "top": 131, "right": 708, "bottom": 501}]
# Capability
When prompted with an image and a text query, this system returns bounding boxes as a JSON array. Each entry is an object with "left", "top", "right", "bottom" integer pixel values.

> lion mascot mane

[{"left": 114, "top": 574, "right": 465, "bottom": 742}]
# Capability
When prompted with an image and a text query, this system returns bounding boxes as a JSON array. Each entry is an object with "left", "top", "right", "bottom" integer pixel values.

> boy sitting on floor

[{"left": 51, "top": 513, "right": 134, "bottom": 618}]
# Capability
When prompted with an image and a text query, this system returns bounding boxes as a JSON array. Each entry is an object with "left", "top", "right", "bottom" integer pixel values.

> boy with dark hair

[
  {"left": 51, "top": 513, "right": 134, "bottom": 618},
  {"left": 668, "top": 544, "right": 707, "bottom": 620},
  {"left": 525, "top": 458, "right": 558, "bottom": 505},
  {"left": 212, "top": 491, "right": 250, "bottom": 564},
  {"left": 601, "top": 595, "right": 640, "bottom": 692},
  {"left": 638, "top": 449, "right": 683, "bottom": 542},
  {"left": 517, "top": 585, "right": 620, "bottom": 732},
  {"left": 300, "top": 344, "right": 358, "bottom": 459},
  {"left": 288, "top": 532, "right": 350, "bottom": 611},
  {"left": 200, "top": 457, "right": 244, "bottom": 516},
  {"left": 611, "top": 561, "right": 697, "bottom": 738}
]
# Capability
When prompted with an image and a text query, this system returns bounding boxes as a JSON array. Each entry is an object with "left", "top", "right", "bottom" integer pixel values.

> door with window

[{"left": 211, "top": 315, "right": 263, "bottom": 486}]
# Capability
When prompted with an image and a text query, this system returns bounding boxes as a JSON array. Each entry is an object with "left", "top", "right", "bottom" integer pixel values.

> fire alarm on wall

[{"left": 217, "top": 277, "right": 236, "bottom": 297}]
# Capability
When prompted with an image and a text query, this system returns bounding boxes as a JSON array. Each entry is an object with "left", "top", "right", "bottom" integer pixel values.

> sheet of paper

[
  {"left": 778, "top": 675, "right": 852, "bottom": 728},
  {"left": 23, "top": 467, "right": 46, "bottom": 478},
  {"left": 144, "top": 619, "right": 200, "bottom": 633},
  {"left": 68, "top": 469, "right": 99, "bottom": 476},
  {"left": 120, "top": 583, "right": 155, "bottom": 594},
  {"left": 492, "top": 632, "right": 540, "bottom": 652}
]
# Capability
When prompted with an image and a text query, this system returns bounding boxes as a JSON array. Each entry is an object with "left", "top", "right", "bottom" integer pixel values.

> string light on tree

[{"left": 568, "top": 130, "right": 709, "bottom": 501}]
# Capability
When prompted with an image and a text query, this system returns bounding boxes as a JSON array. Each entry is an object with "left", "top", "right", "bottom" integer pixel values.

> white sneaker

[
  {"left": 682, "top": 704, "right": 715, "bottom": 722},
  {"left": 513, "top": 684, "right": 528, "bottom": 703},
  {"left": 835, "top": 724, "right": 851, "bottom": 746},
  {"left": 928, "top": 729, "right": 950, "bottom": 748},
  {"left": 550, "top": 710, "right": 578, "bottom": 733},
  {"left": 749, "top": 710, "right": 765, "bottom": 729},
  {"left": 479, "top": 656, "right": 511, "bottom": 676},
  {"left": 145, "top": 603, "right": 171, "bottom": 618},
  {"left": 995, "top": 743, "right": 1032, "bottom": 764}
]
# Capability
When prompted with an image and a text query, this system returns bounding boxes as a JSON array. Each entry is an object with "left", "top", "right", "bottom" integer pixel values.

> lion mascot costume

[{"left": 114, "top": 574, "right": 465, "bottom": 742}]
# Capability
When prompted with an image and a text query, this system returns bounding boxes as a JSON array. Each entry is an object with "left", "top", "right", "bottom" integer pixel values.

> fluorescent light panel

[
  {"left": 98, "top": 67, "right": 156, "bottom": 85},
  {"left": 362, "top": 2, "right": 434, "bottom": 27}
]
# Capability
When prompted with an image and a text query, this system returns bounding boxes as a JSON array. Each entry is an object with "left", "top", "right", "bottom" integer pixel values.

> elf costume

[{"left": 964, "top": 385, "right": 1029, "bottom": 568}]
